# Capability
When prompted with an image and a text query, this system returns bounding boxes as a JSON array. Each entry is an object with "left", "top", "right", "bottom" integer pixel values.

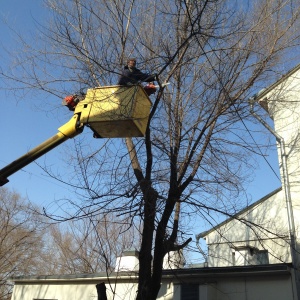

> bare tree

[
  {"left": 0, "top": 188, "right": 44, "bottom": 300},
  {"left": 43, "top": 214, "right": 138, "bottom": 274},
  {"left": 1, "top": 0, "right": 300, "bottom": 299}
]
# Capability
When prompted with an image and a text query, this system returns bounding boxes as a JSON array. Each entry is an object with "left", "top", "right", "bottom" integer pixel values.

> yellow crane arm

[
  {"left": 0, "top": 85, "right": 152, "bottom": 186},
  {"left": 0, "top": 114, "right": 83, "bottom": 186}
]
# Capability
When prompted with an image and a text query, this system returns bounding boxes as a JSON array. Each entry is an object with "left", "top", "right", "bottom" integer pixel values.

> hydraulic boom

[{"left": 0, "top": 85, "right": 152, "bottom": 186}]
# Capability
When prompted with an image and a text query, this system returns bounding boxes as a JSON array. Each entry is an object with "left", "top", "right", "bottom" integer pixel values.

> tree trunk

[{"left": 96, "top": 283, "right": 107, "bottom": 300}]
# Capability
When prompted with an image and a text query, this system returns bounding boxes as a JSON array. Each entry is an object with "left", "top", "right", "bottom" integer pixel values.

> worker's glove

[{"left": 144, "top": 83, "right": 157, "bottom": 96}]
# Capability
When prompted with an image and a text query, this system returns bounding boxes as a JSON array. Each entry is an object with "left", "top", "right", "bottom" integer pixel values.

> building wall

[
  {"left": 203, "top": 67, "right": 300, "bottom": 268},
  {"left": 265, "top": 67, "right": 300, "bottom": 200},
  {"left": 261, "top": 67, "right": 300, "bottom": 263},
  {"left": 11, "top": 272, "right": 296, "bottom": 300},
  {"left": 11, "top": 283, "right": 97, "bottom": 300},
  {"left": 205, "top": 189, "right": 292, "bottom": 267},
  {"left": 213, "top": 274, "right": 295, "bottom": 300},
  {"left": 11, "top": 280, "right": 174, "bottom": 300}
]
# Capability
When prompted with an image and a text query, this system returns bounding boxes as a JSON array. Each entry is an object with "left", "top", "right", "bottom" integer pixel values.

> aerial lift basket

[{"left": 76, "top": 85, "right": 152, "bottom": 138}]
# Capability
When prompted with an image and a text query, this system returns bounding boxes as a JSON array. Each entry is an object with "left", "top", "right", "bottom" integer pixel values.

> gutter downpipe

[
  {"left": 249, "top": 99, "right": 298, "bottom": 286},
  {"left": 195, "top": 233, "right": 208, "bottom": 267}
]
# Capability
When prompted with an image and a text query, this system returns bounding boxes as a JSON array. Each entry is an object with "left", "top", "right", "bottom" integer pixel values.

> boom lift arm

[
  {"left": 0, "top": 114, "right": 83, "bottom": 186},
  {"left": 0, "top": 85, "right": 152, "bottom": 186}
]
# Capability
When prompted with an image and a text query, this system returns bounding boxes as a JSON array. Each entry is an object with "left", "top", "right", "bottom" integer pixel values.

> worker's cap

[{"left": 127, "top": 57, "right": 137, "bottom": 63}]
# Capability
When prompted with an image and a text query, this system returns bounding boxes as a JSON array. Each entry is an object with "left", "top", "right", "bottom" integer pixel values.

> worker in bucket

[{"left": 118, "top": 58, "right": 157, "bottom": 95}]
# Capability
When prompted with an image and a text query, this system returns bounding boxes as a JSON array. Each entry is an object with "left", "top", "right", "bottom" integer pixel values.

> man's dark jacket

[{"left": 118, "top": 66, "right": 155, "bottom": 85}]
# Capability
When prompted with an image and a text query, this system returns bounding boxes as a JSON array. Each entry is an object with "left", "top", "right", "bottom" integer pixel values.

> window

[
  {"left": 255, "top": 250, "right": 269, "bottom": 265},
  {"left": 181, "top": 284, "right": 199, "bottom": 300},
  {"left": 232, "top": 247, "right": 269, "bottom": 266}
]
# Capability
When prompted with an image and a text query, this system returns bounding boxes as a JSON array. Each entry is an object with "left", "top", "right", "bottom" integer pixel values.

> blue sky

[
  {"left": 0, "top": 1, "right": 282, "bottom": 212},
  {"left": 0, "top": 0, "right": 76, "bottom": 210}
]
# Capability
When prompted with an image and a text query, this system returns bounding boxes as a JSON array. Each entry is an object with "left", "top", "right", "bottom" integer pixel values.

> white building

[
  {"left": 196, "top": 64, "right": 300, "bottom": 299},
  {"left": 10, "top": 251, "right": 297, "bottom": 300},
  {"left": 10, "top": 250, "right": 212, "bottom": 300}
]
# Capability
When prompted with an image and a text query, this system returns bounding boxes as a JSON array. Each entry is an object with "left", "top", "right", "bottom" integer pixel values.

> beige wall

[
  {"left": 11, "top": 273, "right": 296, "bottom": 300},
  {"left": 11, "top": 280, "right": 173, "bottom": 300},
  {"left": 214, "top": 275, "right": 295, "bottom": 300}
]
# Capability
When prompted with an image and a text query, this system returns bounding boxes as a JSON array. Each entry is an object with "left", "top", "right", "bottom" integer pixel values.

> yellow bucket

[{"left": 75, "top": 85, "right": 152, "bottom": 138}]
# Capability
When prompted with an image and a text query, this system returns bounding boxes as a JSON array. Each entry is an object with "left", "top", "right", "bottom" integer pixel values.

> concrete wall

[
  {"left": 213, "top": 274, "right": 295, "bottom": 300},
  {"left": 11, "top": 279, "right": 173, "bottom": 300},
  {"left": 11, "top": 272, "right": 296, "bottom": 300}
]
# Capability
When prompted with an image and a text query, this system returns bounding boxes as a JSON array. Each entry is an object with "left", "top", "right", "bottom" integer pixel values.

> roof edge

[
  {"left": 10, "top": 263, "right": 292, "bottom": 284},
  {"left": 255, "top": 63, "right": 300, "bottom": 101},
  {"left": 196, "top": 187, "right": 282, "bottom": 238}
]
